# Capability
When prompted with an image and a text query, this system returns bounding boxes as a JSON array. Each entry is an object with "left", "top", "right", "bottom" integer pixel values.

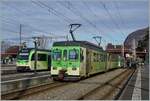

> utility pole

[
  {"left": 32, "top": 37, "right": 40, "bottom": 74},
  {"left": 19, "top": 24, "right": 22, "bottom": 50}
]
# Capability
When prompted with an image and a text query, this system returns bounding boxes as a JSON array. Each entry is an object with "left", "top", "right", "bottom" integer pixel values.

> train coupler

[{"left": 58, "top": 69, "right": 67, "bottom": 80}]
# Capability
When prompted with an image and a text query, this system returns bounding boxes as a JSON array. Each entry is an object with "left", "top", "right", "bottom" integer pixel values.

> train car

[
  {"left": 107, "top": 53, "right": 124, "bottom": 69},
  {"left": 16, "top": 48, "right": 51, "bottom": 72},
  {"left": 51, "top": 41, "right": 123, "bottom": 81}
]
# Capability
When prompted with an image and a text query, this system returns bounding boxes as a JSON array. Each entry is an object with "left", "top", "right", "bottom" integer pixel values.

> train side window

[
  {"left": 38, "top": 54, "right": 46, "bottom": 61},
  {"left": 63, "top": 50, "right": 67, "bottom": 61},
  {"left": 96, "top": 53, "right": 99, "bottom": 62},
  {"left": 98, "top": 54, "right": 100, "bottom": 62},
  {"left": 100, "top": 54, "right": 104, "bottom": 62},
  {"left": 93, "top": 52, "right": 96, "bottom": 62}
]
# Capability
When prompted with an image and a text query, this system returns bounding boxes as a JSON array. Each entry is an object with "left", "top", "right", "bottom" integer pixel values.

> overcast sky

[{"left": 0, "top": 0, "right": 149, "bottom": 48}]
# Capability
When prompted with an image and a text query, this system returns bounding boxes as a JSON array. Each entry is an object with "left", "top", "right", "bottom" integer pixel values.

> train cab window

[
  {"left": 96, "top": 53, "right": 99, "bottom": 62},
  {"left": 18, "top": 53, "right": 29, "bottom": 60},
  {"left": 38, "top": 54, "right": 47, "bottom": 61},
  {"left": 52, "top": 49, "right": 62, "bottom": 61},
  {"left": 69, "top": 49, "right": 79, "bottom": 60},
  {"left": 63, "top": 50, "right": 67, "bottom": 61}
]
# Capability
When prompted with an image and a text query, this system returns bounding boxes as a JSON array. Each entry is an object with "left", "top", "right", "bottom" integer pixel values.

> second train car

[{"left": 16, "top": 48, "right": 51, "bottom": 72}]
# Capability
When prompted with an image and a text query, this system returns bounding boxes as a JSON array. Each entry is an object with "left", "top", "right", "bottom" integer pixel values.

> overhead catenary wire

[
  {"left": 56, "top": 1, "right": 98, "bottom": 39},
  {"left": 1, "top": 0, "right": 68, "bottom": 47},
  {"left": 1, "top": 0, "right": 129, "bottom": 48},
  {"left": 1, "top": 17, "right": 54, "bottom": 36},
  {"left": 31, "top": 0, "right": 73, "bottom": 24},
  {"left": 57, "top": 1, "right": 110, "bottom": 44},
  {"left": 99, "top": 1, "right": 126, "bottom": 40},
  {"left": 63, "top": 1, "right": 101, "bottom": 32},
  {"left": 81, "top": 1, "right": 113, "bottom": 33},
  {"left": 70, "top": 1, "right": 115, "bottom": 45},
  {"left": 1, "top": 1, "right": 55, "bottom": 36},
  {"left": 81, "top": 1, "right": 120, "bottom": 43},
  {"left": 113, "top": 1, "right": 127, "bottom": 39}
]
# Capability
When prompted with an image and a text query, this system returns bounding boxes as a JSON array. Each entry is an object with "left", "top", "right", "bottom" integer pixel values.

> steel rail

[
  {"left": 1, "top": 81, "right": 69, "bottom": 100},
  {"left": 77, "top": 69, "right": 135, "bottom": 100}
]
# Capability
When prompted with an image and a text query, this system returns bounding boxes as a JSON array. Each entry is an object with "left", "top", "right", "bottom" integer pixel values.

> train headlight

[{"left": 53, "top": 67, "right": 57, "bottom": 70}]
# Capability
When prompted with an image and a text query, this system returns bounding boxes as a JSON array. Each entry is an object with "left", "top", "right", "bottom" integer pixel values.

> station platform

[{"left": 119, "top": 63, "right": 149, "bottom": 100}]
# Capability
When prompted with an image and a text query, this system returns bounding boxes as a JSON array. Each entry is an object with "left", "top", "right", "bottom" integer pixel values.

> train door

[
  {"left": 104, "top": 53, "right": 108, "bottom": 71},
  {"left": 61, "top": 49, "right": 68, "bottom": 70},
  {"left": 86, "top": 49, "right": 91, "bottom": 76},
  {"left": 37, "top": 53, "right": 47, "bottom": 70},
  {"left": 48, "top": 54, "right": 51, "bottom": 70},
  {"left": 107, "top": 53, "right": 111, "bottom": 70},
  {"left": 68, "top": 47, "right": 80, "bottom": 75},
  {"left": 80, "top": 47, "right": 86, "bottom": 76}
]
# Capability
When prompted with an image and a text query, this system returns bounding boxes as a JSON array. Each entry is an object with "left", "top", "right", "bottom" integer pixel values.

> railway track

[
  {"left": 1, "top": 81, "right": 69, "bottom": 100},
  {"left": 1, "top": 73, "right": 52, "bottom": 97},
  {"left": 77, "top": 69, "right": 135, "bottom": 100},
  {"left": 1, "top": 68, "right": 135, "bottom": 100},
  {"left": 1, "top": 71, "right": 50, "bottom": 81},
  {"left": 1, "top": 68, "right": 17, "bottom": 75},
  {"left": 1, "top": 64, "right": 16, "bottom": 67}
]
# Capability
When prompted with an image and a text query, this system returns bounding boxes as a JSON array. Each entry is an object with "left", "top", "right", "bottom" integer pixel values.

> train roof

[
  {"left": 20, "top": 48, "right": 51, "bottom": 53},
  {"left": 53, "top": 41, "right": 104, "bottom": 51}
]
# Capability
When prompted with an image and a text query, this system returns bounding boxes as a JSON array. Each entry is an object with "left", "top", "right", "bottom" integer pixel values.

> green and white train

[
  {"left": 16, "top": 48, "right": 51, "bottom": 72},
  {"left": 51, "top": 41, "right": 124, "bottom": 81}
]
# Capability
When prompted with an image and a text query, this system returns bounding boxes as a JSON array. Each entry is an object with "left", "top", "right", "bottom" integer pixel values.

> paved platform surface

[{"left": 119, "top": 64, "right": 149, "bottom": 100}]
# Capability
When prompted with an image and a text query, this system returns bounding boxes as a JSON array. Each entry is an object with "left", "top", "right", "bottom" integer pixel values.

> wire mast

[{"left": 69, "top": 24, "right": 81, "bottom": 41}]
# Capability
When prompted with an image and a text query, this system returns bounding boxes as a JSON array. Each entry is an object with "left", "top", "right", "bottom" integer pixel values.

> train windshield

[
  {"left": 18, "top": 53, "right": 29, "bottom": 60},
  {"left": 52, "top": 49, "right": 62, "bottom": 61},
  {"left": 69, "top": 49, "right": 79, "bottom": 60}
]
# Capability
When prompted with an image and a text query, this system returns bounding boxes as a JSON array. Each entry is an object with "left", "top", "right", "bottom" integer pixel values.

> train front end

[
  {"left": 16, "top": 49, "right": 31, "bottom": 72},
  {"left": 51, "top": 45, "right": 81, "bottom": 81}
]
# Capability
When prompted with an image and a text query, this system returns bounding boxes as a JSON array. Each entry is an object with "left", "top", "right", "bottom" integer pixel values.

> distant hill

[{"left": 124, "top": 27, "right": 149, "bottom": 48}]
